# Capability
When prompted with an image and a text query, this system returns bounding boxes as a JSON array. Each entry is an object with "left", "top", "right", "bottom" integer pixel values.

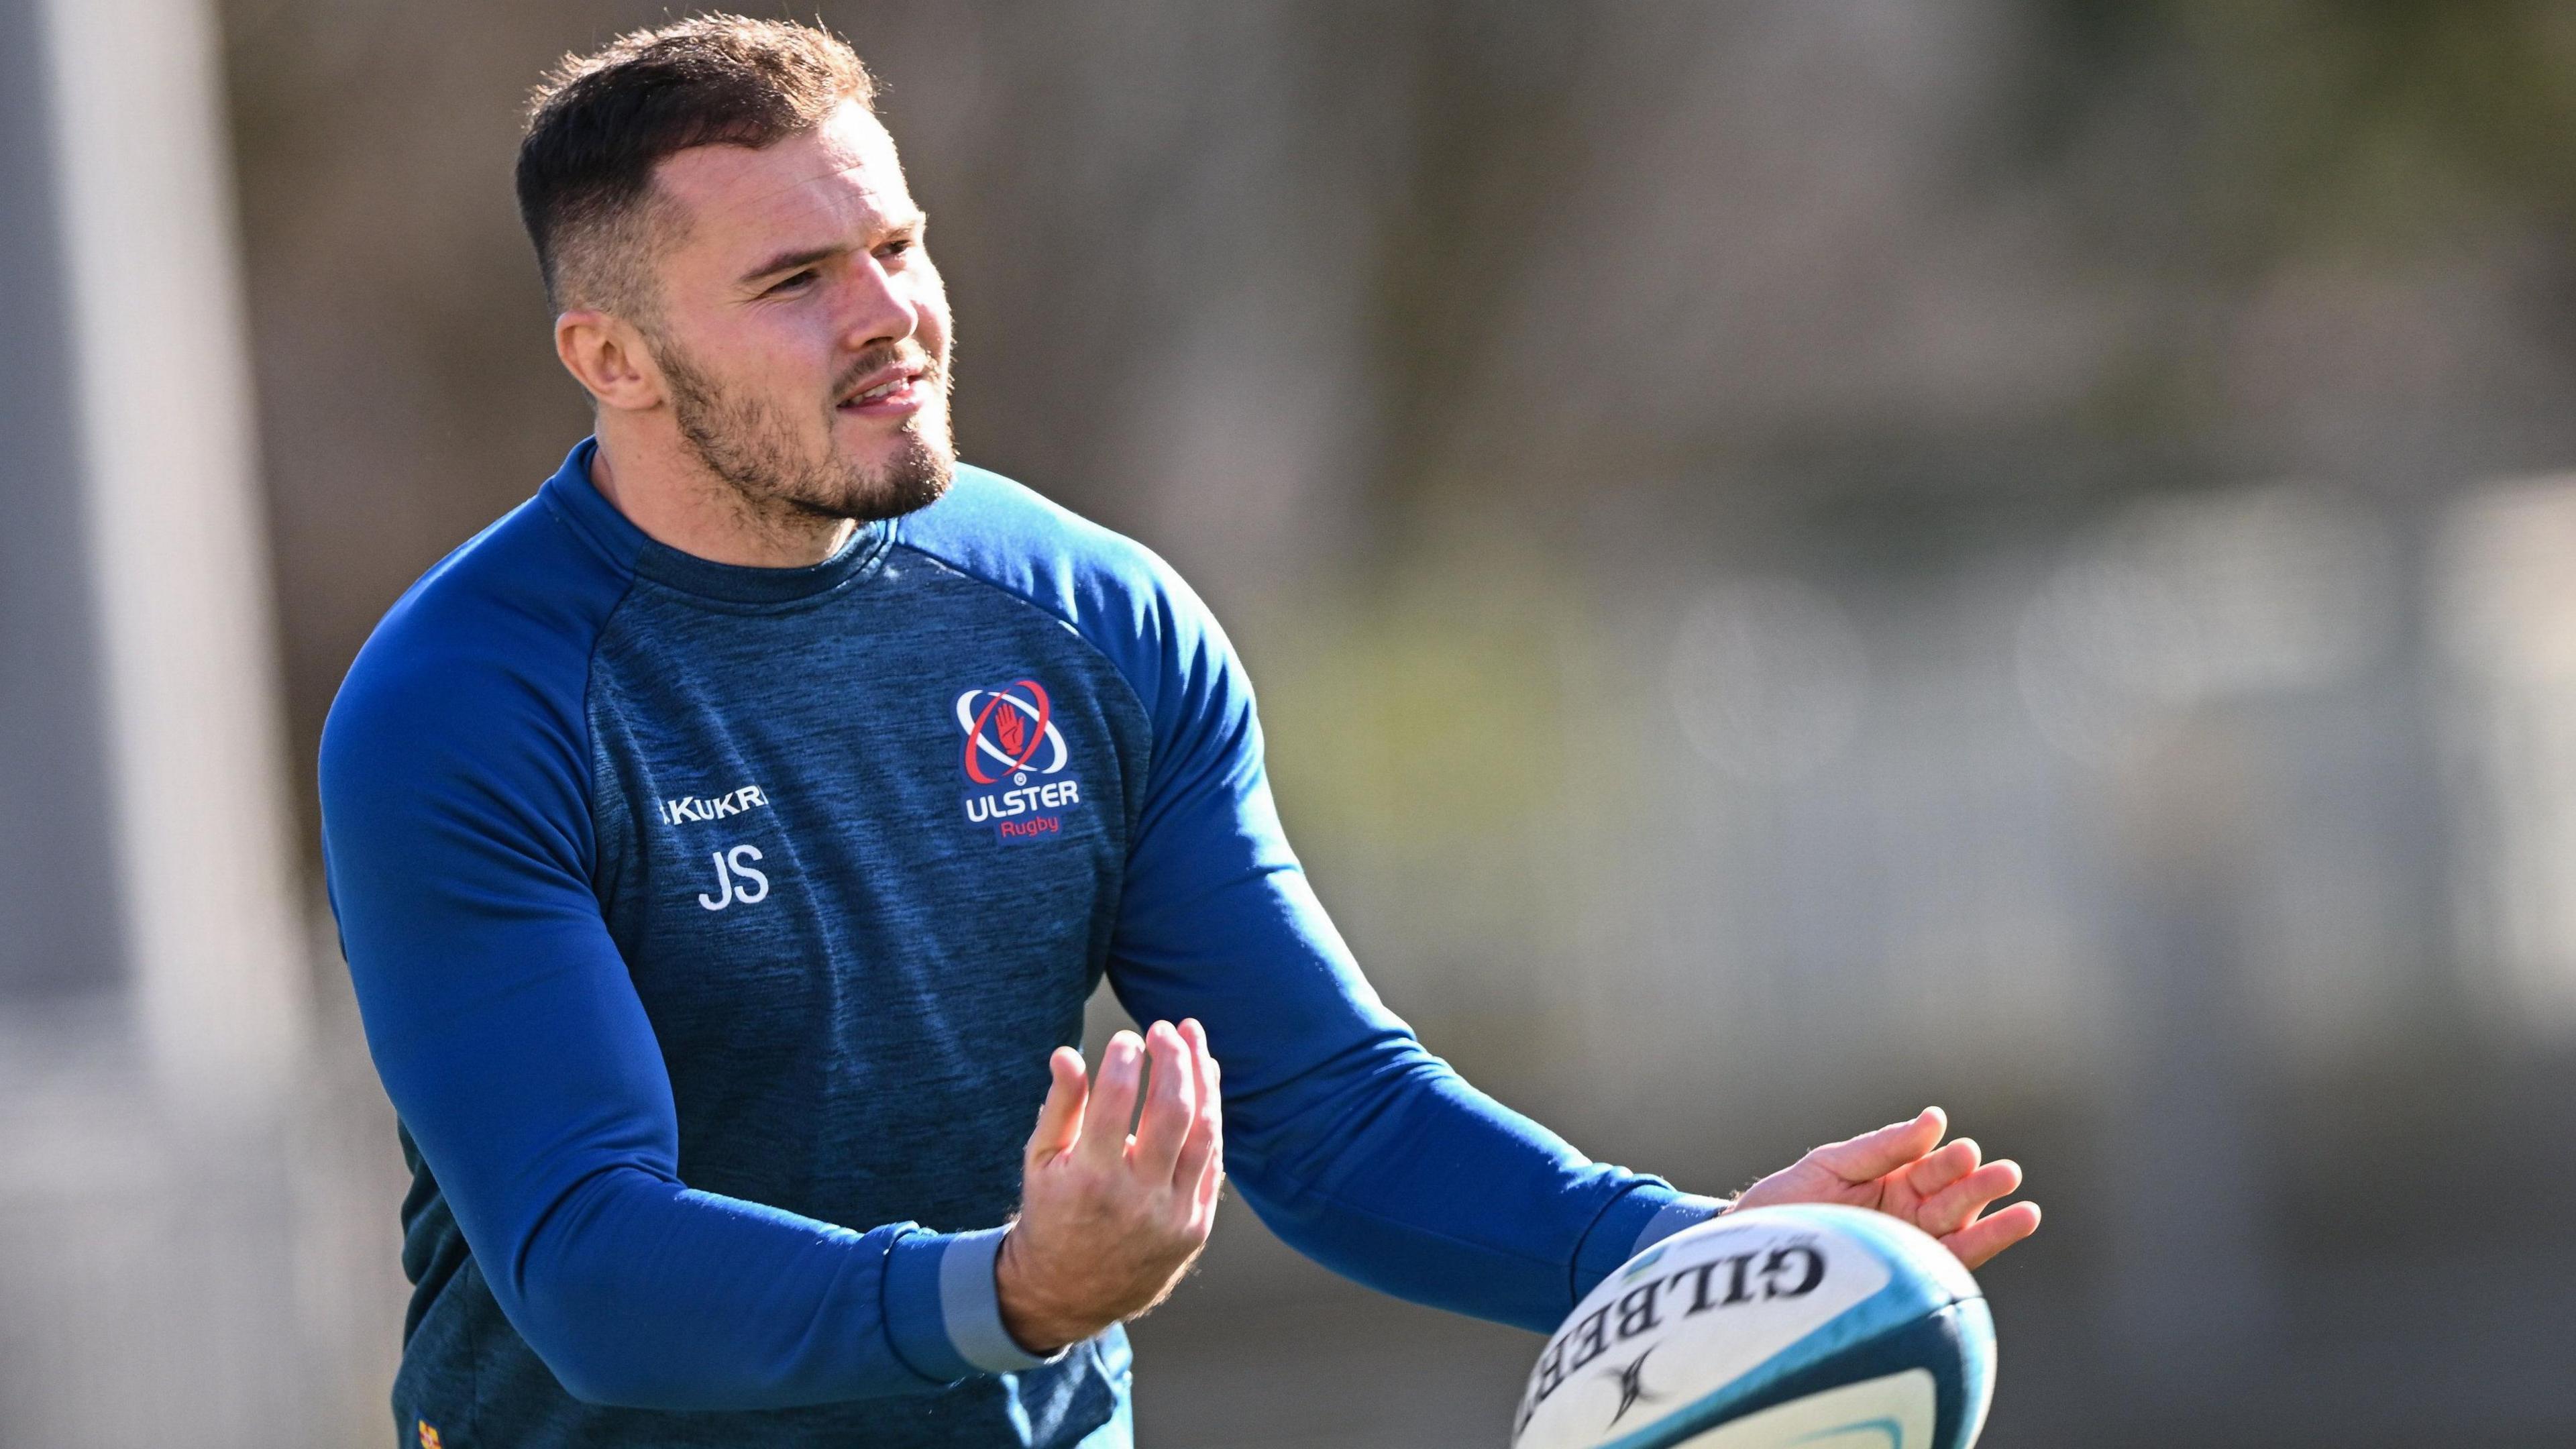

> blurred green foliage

[
  {"left": 1246, "top": 543, "right": 1642, "bottom": 1070},
  {"left": 2015, "top": 0, "right": 2576, "bottom": 258}
]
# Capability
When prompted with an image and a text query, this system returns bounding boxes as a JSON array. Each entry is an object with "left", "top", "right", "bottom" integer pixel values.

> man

[{"left": 321, "top": 15, "right": 2038, "bottom": 1448}]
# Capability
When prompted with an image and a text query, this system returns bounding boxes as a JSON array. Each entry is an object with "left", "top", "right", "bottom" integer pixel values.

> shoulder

[
  {"left": 321, "top": 486, "right": 639, "bottom": 819},
  {"left": 895, "top": 464, "right": 1234, "bottom": 713},
  {"left": 894, "top": 464, "right": 1195, "bottom": 637}
]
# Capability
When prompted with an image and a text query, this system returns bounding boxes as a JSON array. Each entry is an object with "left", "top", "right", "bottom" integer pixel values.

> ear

[{"left": 555, "top": 308, "right": 664, "bottom": 413}]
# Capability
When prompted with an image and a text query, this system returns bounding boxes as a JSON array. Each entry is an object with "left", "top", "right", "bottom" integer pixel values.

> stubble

[{"left": 657, "top": 335, "right": 955, "bottom": 529}]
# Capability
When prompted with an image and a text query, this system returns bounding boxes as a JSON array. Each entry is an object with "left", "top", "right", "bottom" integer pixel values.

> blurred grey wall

[
  {"left": 0, "top": 0, "right": 394, "bottom": 1442},
  {"left": 0, "top": 0, "right": 123, "bottom": 1000}
]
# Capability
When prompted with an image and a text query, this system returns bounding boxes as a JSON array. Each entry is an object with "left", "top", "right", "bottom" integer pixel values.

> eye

[
  {"left": 763, "top": 268, "right": 819, "bottom": 297},
  {"left": 878, "top": 236, "right": 916, "bottom": 260}
]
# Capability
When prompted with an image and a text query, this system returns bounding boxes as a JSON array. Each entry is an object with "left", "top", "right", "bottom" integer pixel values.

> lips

[{"left": 837, "top": 362, "right": 930, "bottom": 412}]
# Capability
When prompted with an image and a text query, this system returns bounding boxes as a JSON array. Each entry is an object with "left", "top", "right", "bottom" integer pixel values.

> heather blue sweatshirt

[{"left": 319, "top": 441, "right": 1719, "bottom": 1448}]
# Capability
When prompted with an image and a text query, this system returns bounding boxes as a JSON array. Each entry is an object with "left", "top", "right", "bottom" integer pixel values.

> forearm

[
  {"left": 1223, "top": 1038, "right": 1724, "bottom": 1332},
  {"left": 480, "top": 1165, "right": 1041, "bottom": 1409},
  {"left": 1114, "top": 863, "right": 1722, "bottom": 1329}
]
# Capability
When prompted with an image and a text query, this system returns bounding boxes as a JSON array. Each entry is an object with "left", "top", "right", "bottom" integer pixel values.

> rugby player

[{"left": 319, "top": 16, "right": 2040, "bottom": 1448}]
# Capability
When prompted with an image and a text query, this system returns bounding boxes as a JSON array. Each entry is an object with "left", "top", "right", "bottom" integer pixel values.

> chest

[{"left": 578, "top": 561, "right": 1149, "bottom": 1035}]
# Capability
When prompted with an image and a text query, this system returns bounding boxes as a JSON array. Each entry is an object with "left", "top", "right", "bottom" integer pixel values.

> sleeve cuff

[
  {"left": 881, "top": 1226, "right": 1066, "bottom": 1381},
  {"left": 1571, "top": 1183, "right": 1731, "bottom": 1300},
  {"left": 1630, "top": 1192, "right": 1729, "bottom": 1255}
]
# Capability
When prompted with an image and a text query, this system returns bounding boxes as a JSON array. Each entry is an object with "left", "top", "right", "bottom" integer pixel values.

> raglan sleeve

[
  {"left": 1097, "top": 562, "right": 1725, "bottom": 1334},
  {"left": 320, "top": 633, "right": 1049, "bottom": 1411}
]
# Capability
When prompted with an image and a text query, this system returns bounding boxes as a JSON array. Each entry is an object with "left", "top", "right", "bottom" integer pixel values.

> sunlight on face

[{"left": 645, "top": 101, "right": 955, "bottom": 524}]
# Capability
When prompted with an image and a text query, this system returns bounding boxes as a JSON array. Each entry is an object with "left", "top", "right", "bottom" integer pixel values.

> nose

[{"left": 840, "top": 252, "right": 920, "bottom": 351}]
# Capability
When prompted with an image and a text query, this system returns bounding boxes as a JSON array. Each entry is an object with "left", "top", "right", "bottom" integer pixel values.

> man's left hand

[{"left": 1727, "top": 1106, "right": 2039, "bottom": 1271}]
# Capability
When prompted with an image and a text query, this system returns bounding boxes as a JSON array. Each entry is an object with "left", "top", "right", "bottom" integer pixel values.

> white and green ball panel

[{"left": 1646, "top": 1300, "right": 1995, "bottom": 1449}]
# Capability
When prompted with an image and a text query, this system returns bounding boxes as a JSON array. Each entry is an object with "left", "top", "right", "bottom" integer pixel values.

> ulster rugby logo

[
  {"left": 954, "top": 678, "right": 1084, "bottom": 841},
  {"left": 957, "top": 679, "right": 1069, "bottom": 782}
]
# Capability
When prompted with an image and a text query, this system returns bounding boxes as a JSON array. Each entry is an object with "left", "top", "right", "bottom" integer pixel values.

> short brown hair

[{"left": 517, "top": 14, "right": 877, "bottom": 315}]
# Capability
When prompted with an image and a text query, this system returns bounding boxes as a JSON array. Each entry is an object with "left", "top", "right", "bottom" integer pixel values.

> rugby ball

[{"left": 1510, "top": 1205, "right": 1994, "bottom": 1449}]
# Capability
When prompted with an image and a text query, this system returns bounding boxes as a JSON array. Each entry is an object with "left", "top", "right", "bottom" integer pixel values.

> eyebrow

[
  {"left": 735, "top": 211, "right": 927, "bottom": 288},
  {"left": 737, "top": 244, "right": 841, "bottom": 288}
]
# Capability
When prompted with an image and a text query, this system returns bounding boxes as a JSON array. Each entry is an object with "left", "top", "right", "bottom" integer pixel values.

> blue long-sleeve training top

[{"left": 319, "top": 440, "right": 1721, "bottom": 1449}]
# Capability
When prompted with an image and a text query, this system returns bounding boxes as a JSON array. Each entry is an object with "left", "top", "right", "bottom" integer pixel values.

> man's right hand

[{"left": 996, "top": 1018, "right": 1224, "bottom": 1354}]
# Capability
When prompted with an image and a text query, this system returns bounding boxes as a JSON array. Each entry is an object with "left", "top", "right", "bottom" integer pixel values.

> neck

[{"left": 587, "top": 417, "right": 857, "bottom": 569}]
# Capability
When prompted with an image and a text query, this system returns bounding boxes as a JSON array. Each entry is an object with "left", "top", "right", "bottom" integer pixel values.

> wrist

[
  {"left": 883, "top": 1225, "right": 1058, "bottom": 1381},
  {"left": 994, "top": 1225, "right": 1097, "bottom": 1354}
]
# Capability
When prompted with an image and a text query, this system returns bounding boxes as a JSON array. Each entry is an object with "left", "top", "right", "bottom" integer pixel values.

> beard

[{"left": 655, "top": 334, "right": 955, "bottom": 527}]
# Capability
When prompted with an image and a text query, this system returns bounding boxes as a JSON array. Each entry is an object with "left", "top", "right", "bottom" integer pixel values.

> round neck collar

[{"left": 540, "top": 437, "right": 892, "bottom": 607}]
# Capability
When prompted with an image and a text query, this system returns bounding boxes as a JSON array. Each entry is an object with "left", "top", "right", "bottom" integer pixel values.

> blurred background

[{"left": 8, "top": 0, "right": 2576, "bottom": 1443}]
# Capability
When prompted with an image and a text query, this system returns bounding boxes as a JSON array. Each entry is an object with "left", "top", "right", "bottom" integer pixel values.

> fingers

[
  {"left": 1076, "top": 1030, "right": 1144, "bottom": 1170},
  {"left": 1006, "top": 1023, "right": 1224, "bottom": 1348},
  {"left": 1024, "top": 1046, "right": 1088, "bottom": 1166},
  {"left": 1129, "top": 1022, "right": 1196, "bottom": 1182},
  {"left": 1903, "top": 1138, "right": 1982, "bottom": 1199},
  {"left": 1172, "top": 1019, "right": 1224, "bottom": 1212},
  {"left": 1915, "top": 1158, "right": 2023, "bottom": 1238},
  {"left": 1941, "top": 1199, "right": 2042, "bottom": 1271},
  {"left": 1806, "top": 1106, "right": 1947, "bottom": 1185}
]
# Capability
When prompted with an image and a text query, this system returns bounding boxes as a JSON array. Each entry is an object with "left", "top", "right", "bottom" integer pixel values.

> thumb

[{"left": 1025, "top": 1047, "right": 1087, "bottom": 1166}]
